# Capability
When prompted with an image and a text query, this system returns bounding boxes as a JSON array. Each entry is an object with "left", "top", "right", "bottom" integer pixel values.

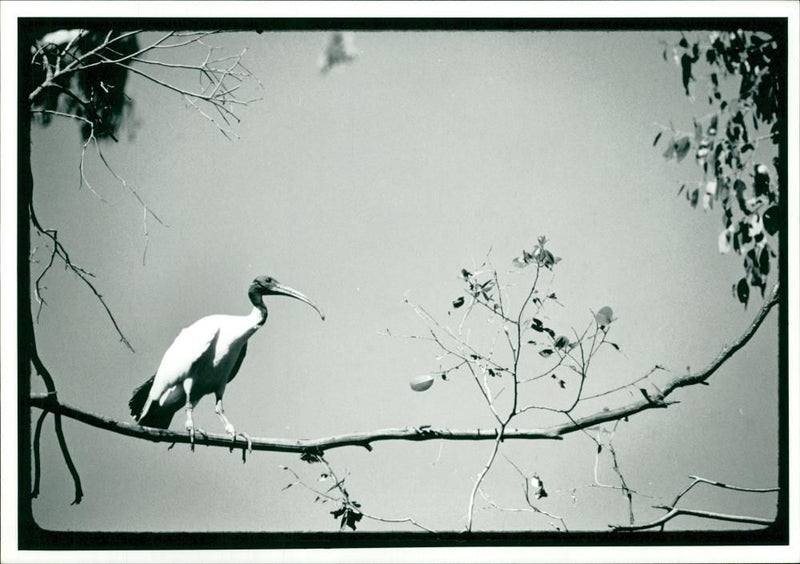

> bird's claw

[
  {"left": 235, "top": 432, "right": 253, "bottom": 453},
  {"left": 186, "top": 426, "right": 207, "bottom": 451}
]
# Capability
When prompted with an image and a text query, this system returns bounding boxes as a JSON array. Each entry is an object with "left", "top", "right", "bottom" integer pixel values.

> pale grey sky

[{"left": 23, "top": 28, "right": 781, "bottom": 536}]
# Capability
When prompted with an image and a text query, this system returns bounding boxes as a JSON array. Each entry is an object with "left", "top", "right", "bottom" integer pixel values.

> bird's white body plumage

[
  {"left": 130, "top": 275, "right": 323, "bottom": 446},
  {"left": 139, "top": 307, "right": 264, "bottom": 420}
]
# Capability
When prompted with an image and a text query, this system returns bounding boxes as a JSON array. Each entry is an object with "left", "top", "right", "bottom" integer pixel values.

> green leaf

[
  {"left": 452, "top": 296, "right": 465, "bottom": 309},
  {"left": 539, "top": 349, "right": 554, "bottom": 358},
  {"left": 653, "top": 131, "right": 663, "bottom": 146}
]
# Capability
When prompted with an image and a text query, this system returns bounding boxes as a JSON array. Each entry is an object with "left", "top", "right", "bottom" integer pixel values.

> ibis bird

[{"left": 128, "top": 276, "right": 324, "bottom": 449}]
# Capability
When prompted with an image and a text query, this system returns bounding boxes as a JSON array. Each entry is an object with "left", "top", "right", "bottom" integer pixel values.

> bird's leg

[
  {"left": 183, "top": 379, "right": 196, "bottom": 450},
  {"left": 214, "top": 398, "right": 236, "bottom": 435},
  {"left": 215, "top": 397, "right": 252, "bottom": 452}
]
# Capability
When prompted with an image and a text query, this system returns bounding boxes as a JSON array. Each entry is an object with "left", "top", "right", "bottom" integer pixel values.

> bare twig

[
  {"left": 501, "top": 456, "right": 569, "bottom": 531},
  {"left": 318, "top": 455, "right": 436, "bottom": 533},
  {"left": 478, "top": 488, "right": 567, "bottom": 532},
  {"left": 33, "top": 240, "right": 57, "bottom": 323},
  {"left": 581, "top": 364, "right": 666, "bottom": 401},
  {"left": 669, "top": 475, "right": 779, "bottom": 508},
  {"left": 612, "top": 505, "right": 773, "bottom": 532},
  {"left": 29, "top": 204, "right": 135, "bottom": 352},
  {"left": 466, "top": 430, "right": 505, "bottom": 531},
  {"left": 611, "top": 473, "right": 778, "bottom": 532},
  {"left": 281, "top": 456, "right": 436, "bottom": 532}
]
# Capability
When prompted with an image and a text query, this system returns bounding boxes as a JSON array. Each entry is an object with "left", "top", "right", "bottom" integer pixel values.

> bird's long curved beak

[{"left": 270, "top": 283, "right": 326, "bottom": 321}]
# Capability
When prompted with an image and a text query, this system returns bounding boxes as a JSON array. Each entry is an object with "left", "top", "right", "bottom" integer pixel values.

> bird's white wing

[{"left": 148, "top": 317, "right": 221, "bottom": 402}]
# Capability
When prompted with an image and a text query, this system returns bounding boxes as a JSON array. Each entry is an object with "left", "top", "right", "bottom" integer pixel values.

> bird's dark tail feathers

[
  {"left": 129, "top": 376, "right": 179, "bottom": 429},
  {"left": 129, "top": 375, "right": 155, "bottom": 420}
]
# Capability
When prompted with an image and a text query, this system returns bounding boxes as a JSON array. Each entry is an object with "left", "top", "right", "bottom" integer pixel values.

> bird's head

[{"left": 250, "top": 276, "right": 325, "bottom": 321}]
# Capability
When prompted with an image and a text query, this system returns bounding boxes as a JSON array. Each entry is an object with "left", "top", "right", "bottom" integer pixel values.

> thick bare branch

[{"left": 28, "top": 394, "right": 561, "bottom": 454}]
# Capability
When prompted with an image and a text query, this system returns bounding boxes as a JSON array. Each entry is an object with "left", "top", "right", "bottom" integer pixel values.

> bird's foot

[
  {"left": 186, "top": 425, "right": 207, "bottom": 451},
  {"left": 233, "top": 431, "right": 253, "bottom": 453}
]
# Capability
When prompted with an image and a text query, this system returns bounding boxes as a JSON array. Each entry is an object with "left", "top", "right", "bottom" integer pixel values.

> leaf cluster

[
  {"left": 656, "top": 30, "right": 781, "bottom": 306},
  {"left": 330, "top": 500, "right": 363, "bottom": 531},
  {"left": 30, "top": 29, "right": 138, "bottom": 140}
]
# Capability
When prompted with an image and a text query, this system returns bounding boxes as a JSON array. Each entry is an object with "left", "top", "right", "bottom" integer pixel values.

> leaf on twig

[
  {"left": 735, "top": 277, "right": 750, "bottom": 308},
  {"left": 674, "top": 136, "right": 692, "bottom": 162},
  {"left": 300, "top": 449, "right": 324, "bottom": 464},
  {"left": 653, "top": 131, "right": 663, "bottom": 146},
  {"left": 554, "top": 335, "right": 570, "bottom": 350},
  {"left": 530, "top": 474, "right": 548, "bottom": 499},
  {"left": 594, "top": 306, "right": 614, "bottom": 327}
]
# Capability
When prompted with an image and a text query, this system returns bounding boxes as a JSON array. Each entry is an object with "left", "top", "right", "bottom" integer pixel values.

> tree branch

[
  {"left": 28, "top": 395, "right": 561, "bottom": 453},
  {"left": 27, "top": 281, "right": 778, "bottom": 456}
]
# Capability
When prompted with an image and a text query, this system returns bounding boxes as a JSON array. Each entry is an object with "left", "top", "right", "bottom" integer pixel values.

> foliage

[
  {"left": 654, "top": 29, "right": 781, "bottom": 306},
  {"left": 30, "top": 29, "right": 138, "bottom": 140}
]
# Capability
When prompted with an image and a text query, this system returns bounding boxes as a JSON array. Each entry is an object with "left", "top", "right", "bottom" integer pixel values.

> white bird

[{"left": 129, "top": 276, "right": 324, "bottom": 448}]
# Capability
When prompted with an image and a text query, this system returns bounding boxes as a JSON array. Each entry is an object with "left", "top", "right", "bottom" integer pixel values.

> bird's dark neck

[{"left": 248, "top": 286, "right": 268, "bottom": 326}]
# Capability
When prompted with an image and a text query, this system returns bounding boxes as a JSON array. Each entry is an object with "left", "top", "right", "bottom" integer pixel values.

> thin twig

[
  {"left": 29, "top": 204, "right": 135, "bottom": 352},
  {"left": 612, "top": 505, "right": 773, "bottom": 531},
  {"left": 466, "top": 430, "right": 504, "bottom": 531},
  {"left": 478, "top": 488, "right": 567, "bottom": 532}
]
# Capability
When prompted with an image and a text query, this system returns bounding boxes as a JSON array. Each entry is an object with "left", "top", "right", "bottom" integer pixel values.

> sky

[{"left": 16, "top": 26, "right": 784, "bottom": 539}]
